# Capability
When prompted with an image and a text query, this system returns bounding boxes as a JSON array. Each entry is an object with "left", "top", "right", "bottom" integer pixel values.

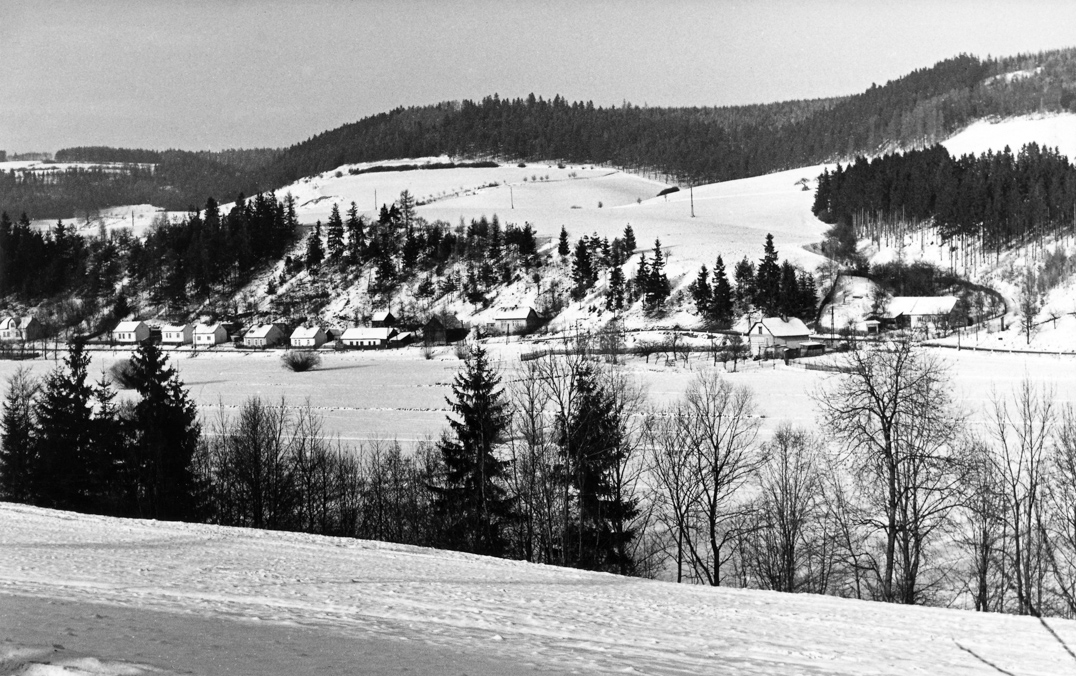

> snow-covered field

[
  {"left": 1, "top": 344, "right": 1075, "bottom": 446},
  {"left": 3, "top": 502, "right": 1076, "bottom": 675},
  {"left": 942, "top": 112, "right": 1076, "bottom": 162},
  {"left": 270, "top": 158, "right": 831, "bottom": 281}
]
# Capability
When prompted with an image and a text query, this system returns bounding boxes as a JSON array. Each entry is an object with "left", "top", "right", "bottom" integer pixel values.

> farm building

[
  {"left": 884, "top": 296, "right": 959, "bottom": 333},
  {"left": 423, "top": 316, "right": 446, "bottom": 344},
  {"left": 494, "top": 306, "right": 539, "bottom": 335},
  {"left": 371, "top": 311, "right": 396, "bottom": 328},
  {"left": 0, "top": 316, "right": 44, "bottom": 342},
  {"left": 340, "top": 327, "right": 397, "bottom": 349},
  {"left": 161, "top": 324, "right": 193, "bottom": 345},
  {"left": 290, "top": 325, "right": 327, "bottom": 349},
  {"left": 746, "top": 317, "right": 810, "bottom": 356},
  {"left": 111, "top": 321, "right": 150, "bottom": 345},
  {"left": 194, "top": 323, "right": 229, "bottom": 347},
  {"left": 245, "top": 324, "right": 286, "bottom": 348}
]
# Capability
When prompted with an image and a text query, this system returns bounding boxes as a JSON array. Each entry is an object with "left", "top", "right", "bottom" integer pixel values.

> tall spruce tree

[
  {"left": 622, "top": 224, "right": 637, "bottom": 253},
  {"left": 326, "top": 203, "right": 345, "bottom": 260},
  {"left": 345, "top": 202, "right": 365, "bottom": 264},
  {"left": 433, "top": 344, "right": 512, "bottom": 556},
  {"left": 755, "top": 234, "right": 782, "bottom": 316},
  {"left": 128, "top": 342, "right": 204, "bottom": 521},
  {"left": 711, "top": 255, "right": 734, "bottom": 326},
  {"left": 778, "top": 260, "right": 800, "bottom": 318},
  {"left": 34, "top": 340, "right": 95, "bottom": 511},
  {"left": 645, "top": 239, "right": 670, "bottom": 310},
  {"left": 733, "top": 257, "right": 756, "bottom": 313},
  {"left": 557, "top": 362, "right": 638, "bottom": 572},
  {"left": 571, "top": 238, "right": 595, "bottom": 300},
  {"left": 558, "top": 226, "right": 570, "bottom": 257},
  {"left": 0, "top": 367, "right": 37, "bottom": 503},
  {"left": 306, "top": 220, "right": 324, "bottom": 269},
  {"left": 690, "top": 265, "right": 712, "bottom": 316}
]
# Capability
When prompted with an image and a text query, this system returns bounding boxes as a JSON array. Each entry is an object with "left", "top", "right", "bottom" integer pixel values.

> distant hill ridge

[{"left": 8, "top": 47, "right": 1076, "bottom": 220}]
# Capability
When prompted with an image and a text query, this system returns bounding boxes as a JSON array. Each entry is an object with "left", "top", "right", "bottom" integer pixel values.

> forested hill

[{"left": 8, "top": 48, "right": 1076, "bottom": 220}]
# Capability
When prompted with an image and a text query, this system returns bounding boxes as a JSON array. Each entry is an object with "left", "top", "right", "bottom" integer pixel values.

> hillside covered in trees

[{"left": 8, "top": 49, "right": 1076, "bottom": 221}]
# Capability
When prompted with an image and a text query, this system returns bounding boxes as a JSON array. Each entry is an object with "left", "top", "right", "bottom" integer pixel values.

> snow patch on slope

[{"left": 943, "top": 113, "right": 1076, "bottom": 161}]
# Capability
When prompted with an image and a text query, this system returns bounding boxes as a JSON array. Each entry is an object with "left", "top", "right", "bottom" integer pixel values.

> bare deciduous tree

[{"left": 815, "top": 339, "right": 964, "bottom": 604}]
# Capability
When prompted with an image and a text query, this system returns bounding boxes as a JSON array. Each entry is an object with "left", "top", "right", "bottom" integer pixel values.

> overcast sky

[{"left": 3, "top": 0, "right": 1076, "bottom": 152}]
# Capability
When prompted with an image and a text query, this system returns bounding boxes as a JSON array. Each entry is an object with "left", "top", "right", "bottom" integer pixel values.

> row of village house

[{"left": 105, "top": 307, "right": 544, "bottom": 350}]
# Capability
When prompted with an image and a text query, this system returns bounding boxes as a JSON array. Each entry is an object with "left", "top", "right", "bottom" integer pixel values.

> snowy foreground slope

[{"left": 3, "top": 504, "right": 1076, "bottom": 675}]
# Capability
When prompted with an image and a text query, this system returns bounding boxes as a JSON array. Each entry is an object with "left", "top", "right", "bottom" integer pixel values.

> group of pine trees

[
  {"left": 297, "top": 195, "right": 540, "bottom": 308},
  {"left": 689, "top": 234, "right": 818, "bottom": 326},
  {"left": 561, "top": 224, "right": 671, "bottom": 313},
  {"left": 0, "top": 341, "right": 203, "bottom": 520},
  {"left": 433, "top": 344, "right": 638, "bottom": 572},
  {"left": 814, "top": 142, "right": 1076, "bottom": 259},
  {"left": 0, "top": 190, "right": 298, "bottom": 311}
]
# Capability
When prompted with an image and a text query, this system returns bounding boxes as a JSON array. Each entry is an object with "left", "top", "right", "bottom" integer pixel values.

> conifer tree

[
  {"left": 0, "top": 368, "right": 37, "bottom": 503},
  {"left": 733, "top": 257, "right": 756, "bottom": 313},
  {"left": 778, "top": 260, "right": 800, "bottom": 318},
  {"left": 571, "top": 238, "right": 595, "bottom": 300},
  {"left": 623, "top": 224, "right": 637, "bottom": 253},
  {"left": 557, "top": 362, "right": 637, "bottom": 572},
  {"left": 558, "top": 226, "right": 570, "bottom": 257},
  {"left": 755, "top": 234, "right": 781, "bottom": 316},
  {"left": 34, "top": 340, "right": 95, "bottom": 511},
  {"left": 345, "top": 202, "right": 365, "bottom": 263},
  {"left": 306, "top": 220, "right": 324, "bottom": 269},
  {"left": 690, "top": 265, "right": 712, "bottom": 316},
  {"left": 606, "top": 263, "right": 626, "bottom": 312},
  {"left": 326, "top": 203, "right": 345, "bottom": 260},
  {"left": 645, "top": 239, "right": 670, "bottom": 309},
  {"left": 797, "top": 271, "right": 818, "bottom": 320},
  {"left": 711, "top": 256, "right": 734, "bottom": 326},
  {"left": 127, "top": 342, "right": 203, "bottom": 521},
  {"left": 398, "top": 190, "right": 416, "bottom": 229},
  {"left": 432, "top": 344, "right": 512, "bottom": 556},
  {"left": 633, "top": 253, "right": 649, "bottom": 303}
]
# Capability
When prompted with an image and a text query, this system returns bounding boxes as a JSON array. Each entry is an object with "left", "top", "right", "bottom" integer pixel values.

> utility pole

[
  {"left": 690, "top": 184, "right": 695, "bottom": 218},
  {"left": 509, "top": 184, "right": 514, "bottom": 209}
]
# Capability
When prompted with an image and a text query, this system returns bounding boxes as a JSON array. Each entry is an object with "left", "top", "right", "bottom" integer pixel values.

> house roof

[
  {"left": 751, "top": 317, "right": 810, "bottom": 338},
  {"left": 341, "top": 327, "right": 396, "bottom": 340},
  {"left": 194, "top": 323, "right": 224, "bottom": 334},
  {"left": 886, "top": 296, "right": 958, "bottom": 318},
  {"left": 246, "top": 324, "right": 282, "bottom": 339},
  {"left": 290, "top": 325, "right": 325, "bottom": 339},
  {"left": 162, "top": 324, "right": 190, "bottom": 332},
  {"left": 15, "top": 316, "right": 37, "bottom": 327},
  {"left": 114, "top": 321, "right": 145, "bottom": 332},
  {"left": 372, "top": 310, "right": 394, "bottom": 321},
  {"left": 495, "top": 306, "right": 536, "bottom": 321}
]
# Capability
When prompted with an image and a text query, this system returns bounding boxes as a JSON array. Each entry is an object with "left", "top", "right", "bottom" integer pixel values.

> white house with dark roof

[
  {"left": 290, "top": 325, "right": 327, "bottom": 349},
  {"left": 111, "top": 320, "right": 150, "bottom": 344},
  {"left": 494, "top": 306, "right": 539, "bottom": 335},
  {"left": 161, "top": 324, "right": 193, "bottom": 345},
  {"left": 746, "top": 317, "right": 810, "bottom": 356},
  {"left": 194, "top": 323, "right": 229, "bottom": 347},
  {"left": 340, "top": 326, "right": 397, "bottom": 348}
]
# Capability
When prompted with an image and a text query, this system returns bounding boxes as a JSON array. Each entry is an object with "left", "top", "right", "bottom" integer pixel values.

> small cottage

[
  {"left": 194, "top": 323, "right": 229, "bottom": 347},
  {"left": 371, "top": 310, "right": 396, "bottom": 328},
  {"left": 494, "top": 306, "right": 539, "bottom": 336},
  {"left": 885, "top": 296, "right": 959, "bottom": 333},
  {"left": 746, "top": 317, "right": 810, "bottom": 356},
  {"left": 0, "top": 316, "right": 44, "bottom": 342},
  {"left": 161, "top": 324, "right": 193, "bottom": 345},
  {"left": 423, "top": 316, "right": 447, "bottom": 345},
  {"left": 245, "top": 323, "right": 286, "bottom": 348},
  {"left": 111, "top": 320, "right": 150, "bottom": 345},
  {"left": 290, "top": 325, "right": 328, "bottom": 349},
  {"left": 340, "top": 326, "right": 397, "bottom": 348}
]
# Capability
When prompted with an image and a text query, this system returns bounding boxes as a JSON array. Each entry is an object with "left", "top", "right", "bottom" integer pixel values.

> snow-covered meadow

[{"left": 4, "top": 502, "right": 1076, "bottom": 676}]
